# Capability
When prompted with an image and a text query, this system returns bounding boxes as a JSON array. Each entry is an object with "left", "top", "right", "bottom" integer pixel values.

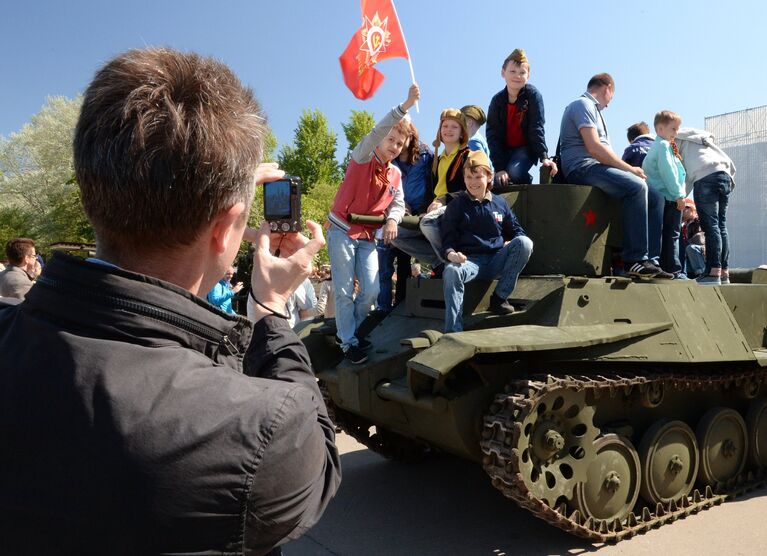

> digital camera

[{"left": 263, "top": 176, "right": 302, "bottom": 232}]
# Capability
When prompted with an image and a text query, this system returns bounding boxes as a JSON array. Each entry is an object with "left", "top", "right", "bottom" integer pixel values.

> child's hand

[
  {"left": 402, "top": 83, "right": 420, "bottom": 111},
  {"left": 676, "top": 198, "right": 686, "bottom": 211},
  {"left": 426, "top": 200, "right": 443, "bottom": 213},
  {"left": 382, "top": 218, "right": 398, "bottom": 244}
]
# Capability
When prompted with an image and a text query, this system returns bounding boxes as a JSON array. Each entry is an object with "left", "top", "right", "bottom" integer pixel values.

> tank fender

[{"left": 407, "top": 322, "right": 672, "bottom": 378}]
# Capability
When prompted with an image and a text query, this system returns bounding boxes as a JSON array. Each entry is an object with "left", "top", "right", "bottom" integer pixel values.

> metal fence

[{"left": 705, "top": 106, "right": 767, "bottom": 268}]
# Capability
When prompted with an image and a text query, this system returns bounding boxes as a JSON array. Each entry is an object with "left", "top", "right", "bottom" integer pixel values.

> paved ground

[{"left": 285, "top": 433, "right": 767, "bottom": 556}]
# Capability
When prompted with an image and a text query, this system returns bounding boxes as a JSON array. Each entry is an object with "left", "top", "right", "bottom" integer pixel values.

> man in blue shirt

[
  {"left": 559, "top": 73, "right": 668, "bottom": 278},
  {"left": 440, "top": 150, "right": 533, "bottom": 333}
]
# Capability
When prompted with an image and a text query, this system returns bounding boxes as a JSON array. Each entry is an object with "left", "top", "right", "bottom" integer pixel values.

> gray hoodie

[{"left": 675, "top": 128, "right": 736, "bottom": 193}]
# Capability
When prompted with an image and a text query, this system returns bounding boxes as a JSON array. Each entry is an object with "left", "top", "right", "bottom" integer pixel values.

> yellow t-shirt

[{"left": 434, "top": 148, "right": 459, "bottom": 198}]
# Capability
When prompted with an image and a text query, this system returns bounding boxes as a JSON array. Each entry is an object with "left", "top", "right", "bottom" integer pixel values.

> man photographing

[{"left": 0, "top": 48, "right": 340, "bottom": 555}]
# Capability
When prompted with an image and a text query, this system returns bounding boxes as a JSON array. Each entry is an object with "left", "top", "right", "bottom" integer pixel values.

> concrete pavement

[{"left": 286, "top": 433, "right": 767, "bottom": 556}]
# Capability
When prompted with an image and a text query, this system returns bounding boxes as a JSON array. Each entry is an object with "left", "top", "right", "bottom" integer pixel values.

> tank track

[
  {"left": 319, "top": 380, "right": 430, "bottom": 462},
  {"left": 480, "top": 371, "right": 767, "bottom": 542}
]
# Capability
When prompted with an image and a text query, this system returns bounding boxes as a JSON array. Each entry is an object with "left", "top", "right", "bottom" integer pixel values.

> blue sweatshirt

[
  {"left": 392, "top": 142, "right": 434, "bottom": 214},
  {"left": 439, "top": 191, "right": 526, "bottom": 257},
  {"left": 642, "top": 137, "right": 686, "bottom": 202}
]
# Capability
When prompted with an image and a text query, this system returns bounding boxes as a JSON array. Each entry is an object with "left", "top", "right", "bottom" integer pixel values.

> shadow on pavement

[{"left": 286, "top": 448, "right": 605, "bottom": 556}]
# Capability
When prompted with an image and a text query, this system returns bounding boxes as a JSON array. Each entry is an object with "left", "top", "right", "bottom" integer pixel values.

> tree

[
  {"left": 0, "top": 95, "right": 91, "bottom": 250},
  {"left": 341, "top": 110, "right": 375, "bottom": 171},
  {"left": 278, "top": 109, "right": 341, "bottom": 192},
  {"left": 262, "top": 127, "right": 278, "bottom": 163}
]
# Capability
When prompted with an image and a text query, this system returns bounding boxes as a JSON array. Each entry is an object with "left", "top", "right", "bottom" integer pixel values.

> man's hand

[
  {"left": 447, "top": 251, "right": 467, "bottom": 264},
  {"left": 495, "top": 170, "right": 509, "bottom": 186},
  {"left": 628, "top": 166, "right": 647, "bottom": 180},
  {"left": 542, "top": 158, "right": 558, "bottom": 177},
  {"left": 246, "top": 220, "right": 325, "bottom": 322},
  {"left": 382, "top": 219, "right": 398, "bottom": 244},
  {"left": 402, "top": 83, "right": 420, "bottom": 112},
  {"left": 254, "top": 162, "right": 285, "bottom": 185}
]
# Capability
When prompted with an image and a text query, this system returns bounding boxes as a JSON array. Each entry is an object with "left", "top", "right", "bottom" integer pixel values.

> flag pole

[{"left": 389, "top": 0, "right": 418, "bottom": 113}]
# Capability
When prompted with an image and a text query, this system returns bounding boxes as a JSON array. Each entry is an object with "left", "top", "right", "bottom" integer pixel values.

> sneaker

[
  {"left": 654, "top": 268, "right": 674, "bottom": 279},
  {"left": 697, "top": 275, "right": 721, "bottom": 285},
  {"left": 673, "top": 272, "right": 689, "bottom": 280},
  {"left": 344, "top": 345, "right": 368, "bottom": 365},
  {"left": 626, "top": 260, "right": 661, "bottom": 278},
  {"left": 488, "top": 293, "right": 515, "bottom": 315},
  {"left": 721, "top": 273, "right": 731, "bottom": 285},
  {"left": 335, "top": 335, "right": 371, "bottom": 350}
]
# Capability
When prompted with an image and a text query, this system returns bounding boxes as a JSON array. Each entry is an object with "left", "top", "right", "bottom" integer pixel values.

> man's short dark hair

[
  {"left": 626, "top": 122, "right": 650, "bottom": 143},
  {"left": 74, "top": 48, "right": 266, "bottom": 252},
  {"left": 587, "top": 72, "right": 615, "bottom": 92},
  {"left": 5, "top": 238, "right": 35, "bottom": 266}
]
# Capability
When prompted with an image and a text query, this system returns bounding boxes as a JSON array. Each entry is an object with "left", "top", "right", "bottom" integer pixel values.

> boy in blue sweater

[
  {"left": 642, "top": 111, "right": 687, "bottom": 278},
  {"left": 440, "top": 150, "right": 533, "bottom": 332}
]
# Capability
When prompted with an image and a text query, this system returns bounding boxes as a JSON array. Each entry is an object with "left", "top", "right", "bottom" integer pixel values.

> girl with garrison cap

[
  {"left": 486, "top": 48, "right": 557, "bottom": 185},
  {"left": 414, "top": 108, "right": 472, "bottom": 271}
]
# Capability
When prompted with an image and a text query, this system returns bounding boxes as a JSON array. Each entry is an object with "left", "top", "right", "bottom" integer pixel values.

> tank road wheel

[
  {"left": 638, "top": 420, "right": 699, "bottom": 505},
  {"left": 517, "top": 388, "right": 599, "bottom": 508},
  {"left": 746, "top": 398, "right": 767, "bottom": 468},
  {"left": 696, "top": 407, "right": 748, "bottom": 485},
  {"left": 572, "top": 434, "right": 641, "bottom": 523}
]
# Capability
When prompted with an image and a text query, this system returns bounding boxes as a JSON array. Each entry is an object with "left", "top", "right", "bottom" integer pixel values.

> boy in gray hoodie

[{"left": 675, "top": 128, "right": 736, "bottom": 285}]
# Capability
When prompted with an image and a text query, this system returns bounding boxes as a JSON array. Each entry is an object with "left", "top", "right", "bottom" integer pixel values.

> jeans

[
  {"left": 686, "top": 244, "right": 706, "bottom": 277},
  {"left": 494, "top": 146, "right": 536, "bottom": 185},
  {"left": 568, "top": 163, "right": 660, "bottom": 264},
  {"left": 327, "top": 225, "right": 379, "bottom": 350},
  {"left": 376, "top": 241, "right": 410, "bottom": 312},
  {"left": 443, "top": 236, "right": 533, "bottom": 333},
  {"left": 657, "top": 200, "right": 682, "bottom": 274},
  {"left": 391, "top": 206, "right": 445, "bottom": 266},
  {"left": 693, "top": 171, "right": 731, "bottom": 271}
]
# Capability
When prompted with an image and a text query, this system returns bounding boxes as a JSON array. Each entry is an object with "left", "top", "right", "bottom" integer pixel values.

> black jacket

[
  {"left": 486, "top": 83, "right": 549, "bottom": 170},
  {"left": 0, "top": 253, "right": 341, "bottom": 555},
  {"left": 424, "top": 145, "right": 470, "bottom": 207}
]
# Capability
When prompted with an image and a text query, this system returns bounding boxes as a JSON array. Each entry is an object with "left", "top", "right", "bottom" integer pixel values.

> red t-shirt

[{"left": 506, "top": 102, "right": 527, "bottom": 148}]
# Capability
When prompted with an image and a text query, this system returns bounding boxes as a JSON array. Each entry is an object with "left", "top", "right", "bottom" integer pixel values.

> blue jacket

[
  {"left": 392, "top": 142, "right": 433, "bottom": 214},
  {"left": 486, "top": 83, "right": 549, "bottom": 170},
  {"left": 440, "top": 191, "right": 526, "bottom": 257},
  {"left": 622, "top": 134, "right": 654, "bottom": 167},
  {"left": 207, "top": 278, "right": 235, "bottom": 314},
  {"left": 642, "top": 137, "right": 686, "bottom": 202}
]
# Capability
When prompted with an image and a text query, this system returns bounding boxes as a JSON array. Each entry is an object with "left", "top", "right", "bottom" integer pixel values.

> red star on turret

[{"left": 583, "top": 208, "right": 597, "bottom": 226}]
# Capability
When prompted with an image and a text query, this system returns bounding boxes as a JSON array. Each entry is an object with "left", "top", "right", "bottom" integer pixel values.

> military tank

[{"left": 300, "top": 183, "right": 767, "bottom": 542}]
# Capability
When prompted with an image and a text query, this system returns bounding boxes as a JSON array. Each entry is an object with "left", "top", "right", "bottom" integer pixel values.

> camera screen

[{"left": 264, "top": 180, "right": 291, "bottom": 219}]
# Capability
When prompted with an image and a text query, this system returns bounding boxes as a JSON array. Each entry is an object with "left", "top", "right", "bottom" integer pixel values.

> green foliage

[
  {"left": 341, "top": 110, "right": 375, "bottom": 171},
  {"left": 278, "top": 109, "right": 341, "bottom": 192},
  {"left": 0, "top": 95, "right": 92, "bottom": 251},
  {"left": 262, "top": 127, "right": 278, "bottom": 163}
]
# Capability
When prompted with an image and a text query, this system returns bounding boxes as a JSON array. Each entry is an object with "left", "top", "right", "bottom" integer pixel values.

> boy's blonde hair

[
  {"left": 654, "top": 110, "right": 682, "bottom": 128},
  {"left": 502, "top": 48, "right": 529, "bottom": 70}
]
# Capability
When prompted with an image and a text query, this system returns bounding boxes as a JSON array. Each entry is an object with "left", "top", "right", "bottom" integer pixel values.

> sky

[{"left": 2, "top": 0, "right": 766, "bottom": 166}]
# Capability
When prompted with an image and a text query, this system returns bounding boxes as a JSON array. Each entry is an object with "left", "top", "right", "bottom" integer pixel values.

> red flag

[{"left": 339, "top": 0, "right": 409, "bottom": 100}]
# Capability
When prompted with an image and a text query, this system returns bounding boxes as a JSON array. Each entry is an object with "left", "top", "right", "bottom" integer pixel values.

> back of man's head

[
  {"left": 74, "top": 48, "right": 265, "bottom": 254},
  {"left": 5, "top": 238, "right": 35, "bottom": 266},
  {"left": 626, "top": 122, "right": 650, "bottom": 143}
]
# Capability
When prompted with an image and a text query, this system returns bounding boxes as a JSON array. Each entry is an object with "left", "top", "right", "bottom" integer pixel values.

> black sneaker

[
  {"left": 488, "top": 293, "right": 515, "bottom": 315},
  {"left": 344, "top": 345, "right": 368, "bottom": 365},
  {"left": 335, "top": 335, "right": 372, "bottom": 350},
  {"left": 627, "top": 260, "right": 661, "bottom": 278}
]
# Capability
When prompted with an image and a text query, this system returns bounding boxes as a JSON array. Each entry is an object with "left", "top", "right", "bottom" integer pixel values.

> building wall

[{"left": 705, "top": 106, "right": 767, "bottom": 267}]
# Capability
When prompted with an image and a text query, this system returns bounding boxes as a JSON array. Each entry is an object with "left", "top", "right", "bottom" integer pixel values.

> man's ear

[{"left": 209, "top": 202, "right": 247, "bottom": 254}]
